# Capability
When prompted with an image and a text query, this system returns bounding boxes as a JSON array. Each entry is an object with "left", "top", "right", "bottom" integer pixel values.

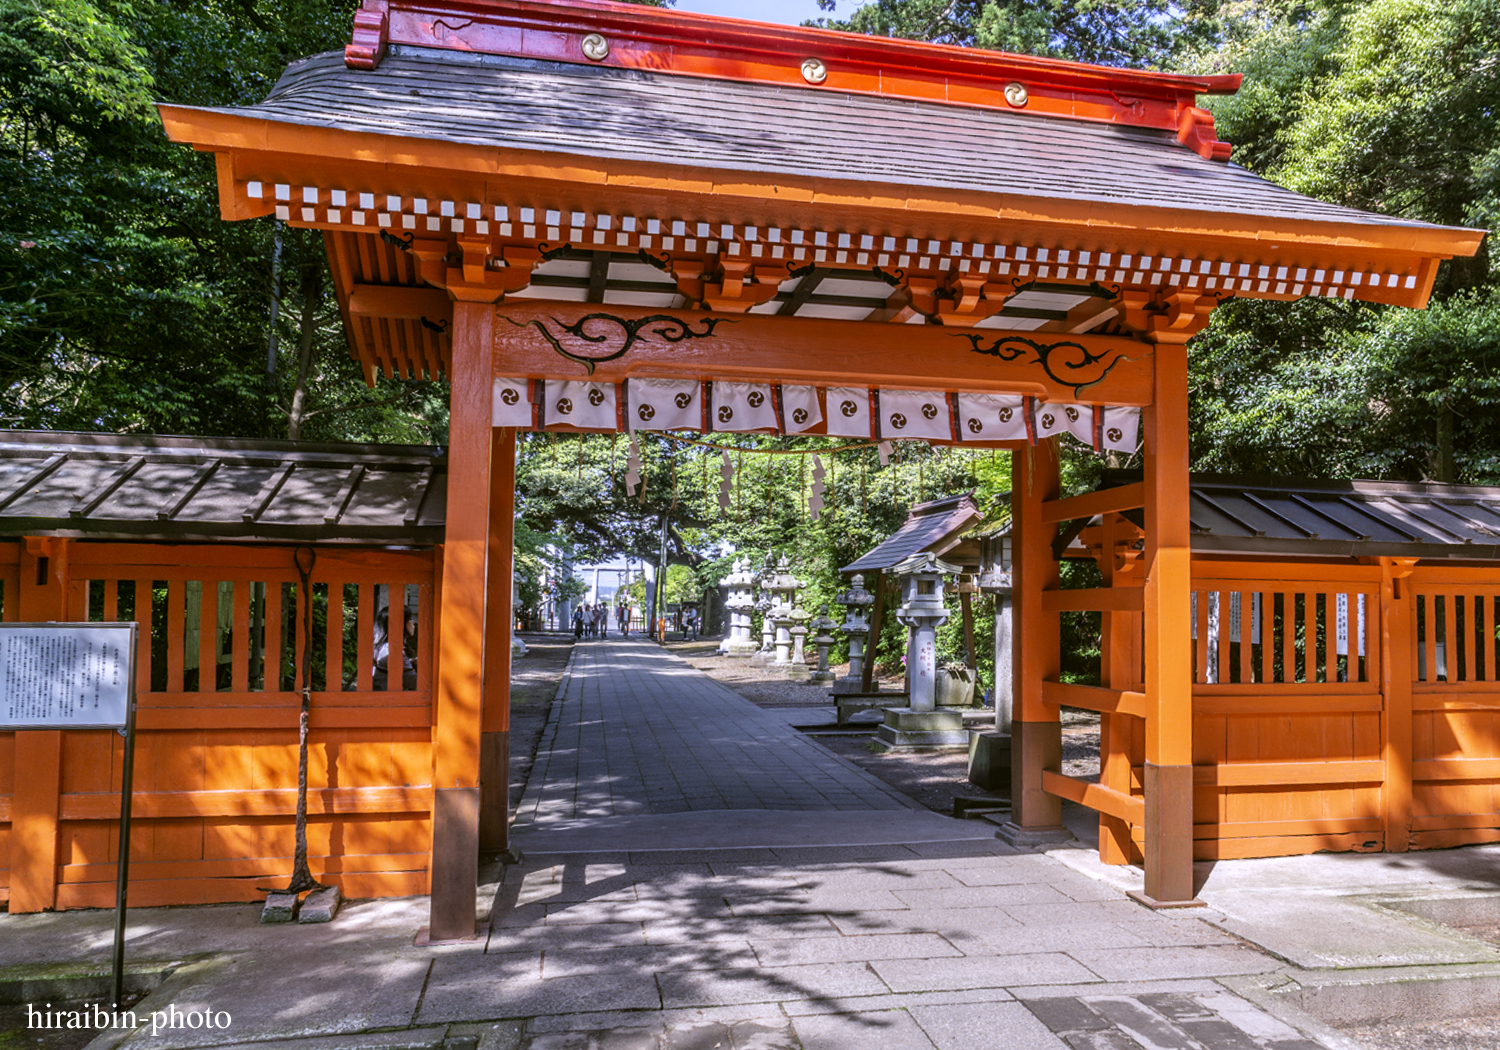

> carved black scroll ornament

[
  {"left": 505, "top": 313, "right": 732, "bottom": 375},
  {"left": 961, "top": 334, "right": 1134, "bottom": 398}
]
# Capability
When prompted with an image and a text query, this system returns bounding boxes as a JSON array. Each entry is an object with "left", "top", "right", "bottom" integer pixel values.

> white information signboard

[{"left": 0, "top": 623, "right": 134, "bottom": 729}]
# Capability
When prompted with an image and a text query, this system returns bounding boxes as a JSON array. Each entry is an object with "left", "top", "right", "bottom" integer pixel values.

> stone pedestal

[
  {"left": 787, "top": 624, "right": 811, "bottom": 681},
  {"left": 967, "top": 729, "right": 1012, "bottom": 791},
  {"left": 808, "top": 606, "right": 838, "bottom": 684},
  {"left": 874, "top": 706, "right": 970, "bottom": 750}
]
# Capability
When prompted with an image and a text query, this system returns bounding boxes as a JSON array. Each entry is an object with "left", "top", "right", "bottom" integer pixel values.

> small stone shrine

[
  {"left": 876, "top": 552, "right": 971, "bottom": 750},
  {"left": 718, "top": 557, "right": 759, "bottom": 656},
  {"left": 833, "top": 575, "right": 875, "bottom": 696},
  {"left": 808, "top": 605, "right": 839, "bottom": 683}
]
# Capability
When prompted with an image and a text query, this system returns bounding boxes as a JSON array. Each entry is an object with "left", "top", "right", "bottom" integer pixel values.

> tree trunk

[
  {"left": 286, "top": 260, "right": 322, "bottom": 441},
  {"left": 1434, "top": 399, "right": 1456, "bottom": 484}
]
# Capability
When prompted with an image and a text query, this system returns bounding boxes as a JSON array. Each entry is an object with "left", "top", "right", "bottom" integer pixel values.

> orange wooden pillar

[
  {"left": 1380, "top": 556, "right": 1418, "bottom": 852},
  {"left": 10, "top": 537, "right": 70, "bottom": 913},
  {"left": 1098, "top": 515, "right": 1143, "bottom": 865},
  {"left": 1140, "top": 342, "right": 1196, "bottom": 903},
  {"left": 479, "top": 427, "right": 517, "bottom": 854},
  {"left": 429, "top": 302, "right": 494, "bottom": 940},
  {"left": 1001, "top": 442, "right": 1067, "bottom": 844}
]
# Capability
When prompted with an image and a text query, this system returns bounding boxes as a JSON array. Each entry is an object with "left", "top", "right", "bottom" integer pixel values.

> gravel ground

[
  {"left": 665, "top": 636, "right": 1103, "bottom": 812},
  {"left": 1338, "top": 1017, "right": 1500, "bottom": 1049},
  {"left": 507, "top": 632, "right": 574, "bottom": 814},
  {"left": 663, "top": 637, "right": 885, "bottom": 707}
]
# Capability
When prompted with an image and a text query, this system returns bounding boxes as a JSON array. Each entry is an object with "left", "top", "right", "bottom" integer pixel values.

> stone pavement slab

[{"left": 512, "top": 639, "right": 913, "bottom": 828}]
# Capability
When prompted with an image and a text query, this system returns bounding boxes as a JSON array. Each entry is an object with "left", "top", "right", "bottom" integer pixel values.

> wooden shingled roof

[
  {"left": 843, "top": 494, "right": 984, "bottom": 574},
  {"left": 0, "top": 431, "right": 446, "bottom": 545},
  {"left": 213, "top": 47, "right": 1413, "bottom": 232}
]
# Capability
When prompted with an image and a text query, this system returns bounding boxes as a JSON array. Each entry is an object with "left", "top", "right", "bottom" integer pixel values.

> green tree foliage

[
  {"left": 0, "top": 0, "right": 441, "bottom": 441},
  {"left": 812, "top": 0, "right": 1225, "bottom": 67},
  {"left": 1190, "top": 0, "right": 1499, "bottom": 482}
]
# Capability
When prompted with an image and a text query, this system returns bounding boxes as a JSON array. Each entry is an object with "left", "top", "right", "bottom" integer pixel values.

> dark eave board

[
  {"left": 1099, "top": 472, "right": 1500, "bottom": 562},
  {"left": 186, "top": 47, "right": 1439, "bottom": 230},
  {"left": 0, "top": 431, "right": 446, "bottom": 545}
]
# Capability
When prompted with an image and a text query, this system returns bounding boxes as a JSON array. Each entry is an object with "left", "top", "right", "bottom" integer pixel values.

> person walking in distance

[
  {"left": 684, "top": 604, "right": 698, "bottom": 642},
  {"left": 617, "top": 601, "right": 629, "bottom": 637},
  {"left": 572, "top": 603, "right": 585, "bottom": 640}
]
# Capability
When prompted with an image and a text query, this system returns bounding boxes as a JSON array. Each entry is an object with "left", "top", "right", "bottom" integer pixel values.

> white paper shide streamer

[
  {"left": 718, "top": 450, "right": 734, "bottom": 511},
  {"left": 624, "top": 436, "right": 642, "bottom": 495},
  {"left": 879, "top": 389, "right": 952, "bottom": 441},
  {"left": 629, "top": 377, "right": 700, "bottom": 431},
  {"left": 808, "top": 455, "right": 826, "bottom": 522},
  {"left": 492, "top": 378, "right": 531, "bottom": 427},
  {"left": 712, "top": 381, "right": 778, "bottom": 432},
  {"left": 781, "top": 385, "right": 823, "bottom": 433}
]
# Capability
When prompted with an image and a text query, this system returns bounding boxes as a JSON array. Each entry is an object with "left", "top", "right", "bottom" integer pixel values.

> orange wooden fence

[
  {"left": 1408, "top": 566, "right": 1500, "bottom": 850},
  {"left": 0, "top": 539, "right": 436, "bottom": 911},
  {"left": 1186, "top": 562, "right": 1385, "bottom": 860},
  {"left": 1068, "top": 527, "right": 1500, "bottom": 864}
]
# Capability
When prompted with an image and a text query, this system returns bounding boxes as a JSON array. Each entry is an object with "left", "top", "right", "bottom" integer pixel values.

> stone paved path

[{"left": 513, "top": 638, "right": 912, "bottom": 824}]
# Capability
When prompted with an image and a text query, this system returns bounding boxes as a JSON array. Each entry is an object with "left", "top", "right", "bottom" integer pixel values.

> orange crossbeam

[
  {"left": 1041, "top": 587, "right": 1144, "bottom": 613},
  {"left": 1042, "top": 771, "right": 1144, "bottom": 825},
  {"left": 1043, "top": 681, "right": 1147, "bottom": 719},
  {"left": 1041, "top": 482, "right": 1146, "bottom": 525}
]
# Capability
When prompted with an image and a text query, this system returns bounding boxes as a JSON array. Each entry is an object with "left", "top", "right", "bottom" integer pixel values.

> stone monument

[
  {"left": 808, "top": 605, "right": 839, "bottom": 683},
  {"left": 875, "top": 552, "right": 970, "bottom": 750},
  {"left": 718, "top": 557, "right": 759, "bottom": 656},
  {"left": 833, "top": 574, "right": 875, "bottom": 696}
]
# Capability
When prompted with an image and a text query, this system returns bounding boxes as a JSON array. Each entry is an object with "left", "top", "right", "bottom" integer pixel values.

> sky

[{"left": 674, "top": 0, "right": 836, "bottom": 26}]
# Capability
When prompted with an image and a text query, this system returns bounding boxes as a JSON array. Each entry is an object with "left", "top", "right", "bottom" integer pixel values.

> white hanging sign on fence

[
  {"left": 1335, "top": 593, "right": 1367, "bottom": 657},
  {"left": 0, "top": 623, "right": 135, "bottom": 729}
]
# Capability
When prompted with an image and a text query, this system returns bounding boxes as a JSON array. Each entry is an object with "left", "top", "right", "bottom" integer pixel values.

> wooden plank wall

[
  {"left": 1408, "top": 565, "right": 1500, "bottom": 850},
  {"left": 0, "top": 539, "right": 436, "bottom": 910}
]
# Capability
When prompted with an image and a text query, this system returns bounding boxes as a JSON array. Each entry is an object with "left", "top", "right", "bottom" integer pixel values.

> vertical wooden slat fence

[
  {"left": 1409, "top": 566, "right": 1500, "bottom": 849},
  {"left": 0, "top": 539, "right": 437, "bottom": 910},
  {"left": 1186, "top": 561, "right": 1385, "bottom": 860}
]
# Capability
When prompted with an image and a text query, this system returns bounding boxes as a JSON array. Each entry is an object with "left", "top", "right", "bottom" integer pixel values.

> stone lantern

[
  {"left": 808, "top": 605, "right": 839, "bottom": 683},
  {"left": 765, "top": 557, "right": 809, "bottom": 677},
  {"left": 752, "top": 553, "right": 777, "bottom": 663},
  {"left": 876, "top": 552, "right": 969, "bottom": 750},
  {"left": 718, "top": 557, "right": 759, "bottom": 656},
  {"left": 834, "top": 574, "right": 875, "bottom": 695}
]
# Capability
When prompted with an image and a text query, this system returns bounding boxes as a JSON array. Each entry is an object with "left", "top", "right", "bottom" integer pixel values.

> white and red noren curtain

[
  {"left": 628, "top": 376, "right": 701, "bottom": 431},
  {"left": 492, "top": 377, "right": 532, "bottom": 427},
  {"left": 878, "top": 389, "right": 953, "bottom": 441},
  {"left": 825, "top": 386, "right": 872, "bottom": 438},
  {"left": 712, "top": 381, "right": 779, "bottom": 432},
  {"left": 781, "top": 385, "right": 823, "bottom": 433}
]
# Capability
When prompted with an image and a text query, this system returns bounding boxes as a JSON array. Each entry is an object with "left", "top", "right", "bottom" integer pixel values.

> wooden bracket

[
  {"left": 701, "top": 258, "right": 784, "bottom": 312},
  {"left": 411, "top": 238, "right": 542, "bottom": 304},
  {"left": 935, "top": 272, "right": 1006, "bottom": 327}
]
